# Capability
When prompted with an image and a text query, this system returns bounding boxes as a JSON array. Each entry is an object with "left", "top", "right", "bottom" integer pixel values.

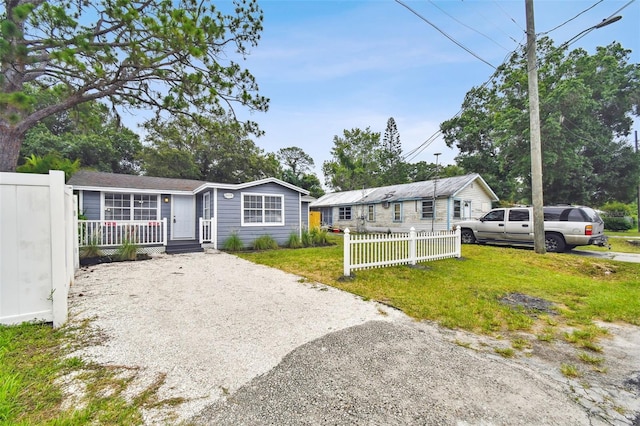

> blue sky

[{"left": 231, "top": 0, "right": 639, "bottom": 183}]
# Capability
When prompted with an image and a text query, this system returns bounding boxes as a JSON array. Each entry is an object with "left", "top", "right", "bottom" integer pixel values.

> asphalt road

[{"left": 192, "top": 321, "right": 616, "bottom": 426}]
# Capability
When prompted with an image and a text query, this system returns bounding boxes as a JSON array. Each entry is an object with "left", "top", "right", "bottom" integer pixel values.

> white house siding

[
  {"left": 216, "top": 182, "right": 302, "bottom": 248},
  {"left": 450, "top": 183, "right": 495, "bottom": 222}
]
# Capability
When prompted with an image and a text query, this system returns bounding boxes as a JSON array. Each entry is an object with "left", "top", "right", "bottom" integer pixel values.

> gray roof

[
  {"left": 310, "top": 174, "right": 499, "bottom": 207},
  {"left": 68, "top": 170, "right": 205, "bottom": 192},
  {"left": 68, "top": 171, "right": 310, "bottom": 195}
]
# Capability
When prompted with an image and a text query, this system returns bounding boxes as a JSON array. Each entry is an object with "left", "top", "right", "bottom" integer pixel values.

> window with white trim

[
  {"left": 421, "top": 200, "right": 434, "bottom": 219},
  {"left": 453, "top": 200, "right": 462, "bottom": 219},
  {"left": 338, "top": 207, "right": 352, "bottom": 220},
  {"left": 367, "top": 205, "right": 375, "bottom": 221},
  {"left": 203, "top": 192, "right": 211, "bottom": 219},
  {"left": 392, "top": 203, "right": 402, "bottom": 222},
  {"left": 104, "top": 193, "right": 158, "bottom": 220},
  {"left": 242, "top": 193, "right": 284, "bottom": 226}
]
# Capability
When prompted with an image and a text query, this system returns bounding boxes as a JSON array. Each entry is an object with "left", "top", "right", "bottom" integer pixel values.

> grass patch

[
  {"left": 494, "top": 347, "right": 516, "bottom": 358},
  {"left": 0, "top": 320, "right": 180, "bottom": 424},
  {"left": 238, "top": 238, "right": 640, "bottom": 335},
  {"left": 560, "top": 363, "right": 582, "bottom": 378}
]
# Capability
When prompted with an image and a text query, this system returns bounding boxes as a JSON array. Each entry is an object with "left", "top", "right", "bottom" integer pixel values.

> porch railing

[
  {"left": 78, "top": 219, "right": 168, "bottom": 247},
  {"left": 343, "top": 226, "right": 461, "bottom": 277},
  {"left": 199, "top": 218, "right": 215, "bottom": 247}
]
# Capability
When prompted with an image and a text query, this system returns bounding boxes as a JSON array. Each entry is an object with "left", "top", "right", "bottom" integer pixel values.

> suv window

[
  {"left": 483, "top": 209, "right": 505, "bottom": 221},
  {"left": 509, "top": 209, "right": 529, "bottom": 221}
]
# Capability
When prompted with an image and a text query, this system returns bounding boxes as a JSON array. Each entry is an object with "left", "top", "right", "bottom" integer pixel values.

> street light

[{"left": 432, "top": 152, "right": 441, "bottom": 232}]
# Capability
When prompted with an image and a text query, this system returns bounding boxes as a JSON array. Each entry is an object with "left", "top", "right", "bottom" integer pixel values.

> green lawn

[
  {"left": 238, "top": 235, "right": 640, "bottom": 335},
  {"left": 3, "top": 234, "right": 639, "bottom": 424}
]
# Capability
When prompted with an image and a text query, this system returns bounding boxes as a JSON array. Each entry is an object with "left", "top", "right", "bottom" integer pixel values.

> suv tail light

[{"left": 585, "top": 225, "right": 593, "bottom": 235}]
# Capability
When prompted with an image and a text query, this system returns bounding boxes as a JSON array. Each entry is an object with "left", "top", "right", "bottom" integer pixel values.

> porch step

[{"left": 166, "top": 240, "right": 204, "bottom": 255}]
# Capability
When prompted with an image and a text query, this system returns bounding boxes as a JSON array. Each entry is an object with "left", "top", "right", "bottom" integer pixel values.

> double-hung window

[
  {"left": 392, "top": 203, "right": 402, "bottom": 222},
  {"left": 367, "top": 205, "right": 375, "bottom": 222},
  {"left": 104, "top": 193, "right": 158, "bottom": 220},
  {"left": 338, "top": 207, "right": 352, "bottom": 220},
  {"left": 203, "top": 192, "right": 211, "bottom": 220},
  {"left": 421, "top": 200, "right": 434, "bottom": 219},
  {"left": 453, "top": 200, "right": 462, "bottom": 219},
  {"left": 242, "top": 193, "right": 284, "bottom": 226}
]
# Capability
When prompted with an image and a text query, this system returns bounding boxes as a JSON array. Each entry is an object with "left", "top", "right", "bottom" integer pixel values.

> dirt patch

[{"left": 499, "top": 292, "right": 557, "bottom": 315}]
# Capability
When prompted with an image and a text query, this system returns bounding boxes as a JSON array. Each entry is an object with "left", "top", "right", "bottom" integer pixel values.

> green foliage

[
  {"left": 441, "top": 39, "right": 640, "bottom": 206},
  {"left": 286, "top": 232, "right": 303, "bottom": 249},
  {"left": 222, "top": 232, "right": 244, "bottom": 251},
  {"left": 252, "top": 235, "right": 279, "bottom": 250},
  {"left": 116, "top": 236, "right": 138, "bottom": 261},
  {"left": 322, "top": 125, "right": 410, "bottom": 191},
  {"left": 79, "top": 236, "right": 103, "bottom": 259},
  {"left": 1, "top": 0, "right": 267, "bottom": 171},
  {"left": 277, "top": 146, "right": 324, "bottom": 198},
  {"left": 141, "top": 114, "right": 278, "bottom": 182},
  {"left": 309, "top": 227, "right": 329, "bottom": 246},
  {"left": 16, "top": 153, "right": 80, "bottom": 180},
  {"left": 603, "top": 217, "right": 633, "bottom": 231},
  {"left": 600, "top": 201, "right": 634, "bottom": 217}
]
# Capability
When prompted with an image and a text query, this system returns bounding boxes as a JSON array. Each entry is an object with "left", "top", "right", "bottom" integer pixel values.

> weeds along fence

[{"left": 343, "top": 227, "right": 461, "bottom": 277}]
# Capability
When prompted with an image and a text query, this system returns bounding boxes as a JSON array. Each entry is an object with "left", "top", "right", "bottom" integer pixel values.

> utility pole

[
  {"left": 636, "top": 130, "right": 639, "bottom": 233},
  {"left": 525, "top": 0, "right": 546, "bottom": 254},
  {"left": 432, "top": 152, "right": 441, "bottom": 232}
]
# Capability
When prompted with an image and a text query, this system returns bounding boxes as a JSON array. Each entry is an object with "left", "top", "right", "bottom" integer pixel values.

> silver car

[{"left": 457, "top": 206, "right": 608, "bottom": 253}]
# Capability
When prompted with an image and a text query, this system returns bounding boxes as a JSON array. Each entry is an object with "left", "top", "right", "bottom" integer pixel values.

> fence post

[
  {"left": 343, "top": 228, "right": 351, "bottom": 277},
  {"left": 409, "top": 227, "right": 417, "bottom": 265},
  {"left": 455, "top": 226, "right": 461, "bottom": 258}
]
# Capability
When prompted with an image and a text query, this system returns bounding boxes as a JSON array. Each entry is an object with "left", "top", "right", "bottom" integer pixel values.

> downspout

[
  {"left": 446, "top": 197, "right": 451, "bottom": 230},
  {"left": 213, "top": 188, "right": 218, "bottom": 249}
]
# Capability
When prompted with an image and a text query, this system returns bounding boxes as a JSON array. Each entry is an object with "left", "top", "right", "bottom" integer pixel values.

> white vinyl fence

[
  {"left": 0, "top": 171, "right": 76, "bottom": 327},
  {"left": 343, "top": 227, "right": 461, "bottom": 277}
]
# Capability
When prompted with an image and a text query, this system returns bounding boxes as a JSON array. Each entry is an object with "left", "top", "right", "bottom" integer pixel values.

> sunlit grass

[{"left": 238, "top": 235, "right": 640, "bottom": 335}]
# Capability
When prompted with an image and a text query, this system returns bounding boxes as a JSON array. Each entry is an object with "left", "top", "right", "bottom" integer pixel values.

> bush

[
  {"left": 310, "top": 228, "right": 329, "bottom": 246},
  {"left": 286, "top": 232, "right": 303, "bottom": 249},
  {"left": 599, "top": 201, "right": 633, "bottom": 217},
  {"left": 116, "top": 237, "right": 138, "bottom": 261},
  {"left": 301, "top": 229, "right": 313, "bottom": 247},
  {"left": 252, "top": 235, "right": 279, "bottom": 250},
  {"left": 79, "top": 236, "right": 103, "bottom": 259},
  {"left": 222, "top": 232, "right": 244, "bottom": 251},
  {"left": 603, "top": 216, "right": 633, "bottom": 232}
]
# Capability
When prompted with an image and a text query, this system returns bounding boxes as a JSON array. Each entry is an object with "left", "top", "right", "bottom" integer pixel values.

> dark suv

[{"left": 457, "top": 205, "right": 608, "bottom": 252}]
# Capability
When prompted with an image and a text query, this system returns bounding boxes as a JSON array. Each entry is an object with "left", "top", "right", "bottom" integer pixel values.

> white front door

[{"left": 172, "top": 195, "right": 195, "bottom": 239}]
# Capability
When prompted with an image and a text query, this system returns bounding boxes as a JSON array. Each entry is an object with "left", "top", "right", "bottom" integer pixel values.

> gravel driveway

[{"left": 69, "top": 250, "right": 640, "bottom": 425}]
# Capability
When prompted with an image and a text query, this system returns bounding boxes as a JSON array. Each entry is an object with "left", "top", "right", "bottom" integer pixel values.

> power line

[
  {"left": 539, "top": 0, "right": 603, "bottom": 36},
  {"left": 560, "top": 0, "right": 635, "bottom": 49},
  {"left": 395, "top": 0, "right": 497, "bottom": 69},
  {"left": 427, "top": 0, "right": 511, "bottom": 52}
]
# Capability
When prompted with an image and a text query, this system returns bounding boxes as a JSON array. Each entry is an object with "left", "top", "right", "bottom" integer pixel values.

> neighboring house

[
  {"left": 68, "top": 171, "right": 310, "bottom": 253},
  {"left": 310, "top": 173, "right": 499, "bottom": 233}
]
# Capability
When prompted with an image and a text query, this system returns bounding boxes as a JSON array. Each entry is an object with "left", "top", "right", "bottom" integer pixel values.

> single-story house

[
  {"left": 68, "top": 171, "right": 311, "bottom": 253},
  {"left": 310, "top": 173, "right": 499, "bottom": 233}
]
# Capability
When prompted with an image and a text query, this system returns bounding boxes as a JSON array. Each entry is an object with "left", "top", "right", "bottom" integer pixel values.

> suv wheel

[
  {"left": 461, "top": 229, "right": 476, "bottom": 244},
  {"left": 545, "top": 233, "right": 565, "bottom": 253}
]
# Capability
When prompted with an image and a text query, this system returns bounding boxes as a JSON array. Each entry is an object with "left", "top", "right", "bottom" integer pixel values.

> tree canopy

[
  {"left": 19, "top": 86, "right": 141, "bottom": 173},
  {"left": 1, "top": 0, "right": 267, "bottom": 171},
  {"left": 141, "top": 114, "right": 280, "bottom": 183},
  {"left": 441, "top": 39, "right": 640, "bottom": 206},
  {"left": 322, "top": 121, "right": 411, "bottom": 191},
  {"left": 276, "top": 146, "right": 324, "bottom": 198}
]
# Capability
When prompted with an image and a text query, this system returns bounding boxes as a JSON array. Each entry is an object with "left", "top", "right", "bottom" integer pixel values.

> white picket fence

[{"left": 343, "top": 226, "right": 461, "bottom": 276}]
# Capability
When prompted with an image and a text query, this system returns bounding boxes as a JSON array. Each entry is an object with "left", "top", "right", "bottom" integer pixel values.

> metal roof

[{"left": 310, "top": 173, "right": 499, "bottom": 207}]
